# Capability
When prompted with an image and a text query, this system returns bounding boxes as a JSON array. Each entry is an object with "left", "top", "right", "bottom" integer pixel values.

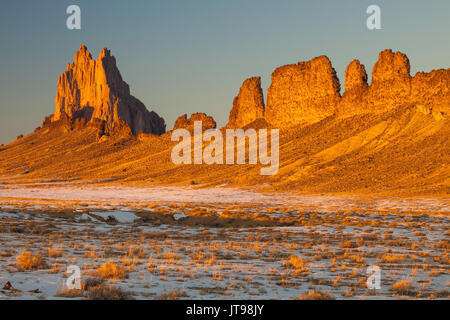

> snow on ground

[
  {"left": 0, "top": 185, "right": 448, "bottom": 213},
  {"left": 90, "top": 211, "right": 139, "bottom": 223},
  {"left": 0, "top": 185, "right": 448, "bottom": 300}
]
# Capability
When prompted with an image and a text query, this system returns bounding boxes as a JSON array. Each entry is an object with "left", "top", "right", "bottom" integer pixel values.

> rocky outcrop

[
  {"left": 339, "top": 60, "right": 369, "bottom": 116},
  {"left": 228, "top": 77, "right": 265, "bottom": 128},
  {"left": 173, "top": 113, "right": 216, "bottom": 132},
  {"left": 265, "top": 56, "right": 341, "bottom": 127},
  {"left": 344, "top": 60, "right": 369, "bottom": 93},
  {"left": 46, "top": 44, "right": 165, "bottom": 136},
  {"left": 411, "top": 69, "right": 450, "bottom": 117},
  {"left": 339, "top": 49, "right": 449, "bottom": 118},
  {"left": 365, "top": 49, "right": 412, "bottom": 112}
]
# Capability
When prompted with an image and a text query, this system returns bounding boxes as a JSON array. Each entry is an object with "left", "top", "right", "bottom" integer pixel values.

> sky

[{"left": 0, "top": 0, "right": 449, "bottom": 144}]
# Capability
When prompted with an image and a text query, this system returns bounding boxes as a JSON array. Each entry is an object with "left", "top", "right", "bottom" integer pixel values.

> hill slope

[{"left": 0, "top": 104, "right": 448, "bottom": 197}]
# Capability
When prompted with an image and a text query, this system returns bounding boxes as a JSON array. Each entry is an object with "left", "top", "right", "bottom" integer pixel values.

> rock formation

[
  {"left": 173, "top": 113, "right": 216, "bottom": 132},
  {"left": 228, "top": 77, "right": 265, "bottom": 128},
  {"left": 339, "top": 49, "right": 449, "bottom": 118},
  {"left": 411, "top": 69, "right": 450, "bottom": 118},
  {"left": 339, "top": 60, "right": 369, "bottom": 116},
  {"left": 262, "top": 49, "right": 448, "bottom": 126},
  {"left": 45, "top": 44, "right": 166, "bottom": 136},
  {"left": 365, "top": 49, "right": 412, "bottom": 112},
  {"left": 264, "top": 56, "right": 341, "bottom": 127}
]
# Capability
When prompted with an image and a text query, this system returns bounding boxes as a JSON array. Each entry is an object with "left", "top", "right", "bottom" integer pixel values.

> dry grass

[
  {"left": 16, "top": 251, "right": 46, "bottom": 271},
  {"left": 86, "top": 284, "right": 134, "bottom": 300},
  {"left": 298, "top": 290, "right": 335, "bottom": 300},
  {"left": 158, "top": 289, "right": 188, "bottom": 300},
  {"left": 47, "top": 245, "right": 64, "bottom": 258},
  {"left": 392, "top": 280, "right": 414, "bottom": 295},
  {"left": 97, "top": 261, "right": 128, "bottom": 279},
  {"left": 55, "top": 288, "right": 84, "bottom": 298}
]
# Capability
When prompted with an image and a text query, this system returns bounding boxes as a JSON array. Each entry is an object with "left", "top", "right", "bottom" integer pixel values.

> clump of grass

[
  {"left": 158, "top": 289, "right": 188, "bottom": 300},
  {"left": 55, "top": 288, "right": 84, "bottom": 298},
  {"left": 16, "top": 251, "right": 47, "bottom": 271},
  {"left": 282, "top": 254, "right": 309, "bottom": 276},
  {"left": 86, "top": 284, "right": 134, "bottom": 300},
  {"left": 83, "top": 277, "right": 105, "bottom": 291},
  {"left": 392, "top": 280, "right": 414, "bottom": 295},
  {"left": 381, "top": 254, "right": 405, "bottom": 263},
  {"left": 298, "top": 290, "right": 335, "bottom": 300},
  {"left": 97, "top": 261, "right": 127, "bottom": 279},
  {"left": 47, "top": 245, "right": 64, "bottom": 258}
]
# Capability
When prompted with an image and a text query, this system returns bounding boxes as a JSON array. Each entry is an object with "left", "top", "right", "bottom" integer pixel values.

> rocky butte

[
  {"left": 264, "top": 55, "right": 341, "bottom": 127},
  {"left": 42, "top": 44, "right": 166, "bottom": 136},
  {"left": 241, "top": 49, "right": 449, "bottom": 128},
  {"left": 227, "top": 77, "right": 265, "bottom": 128}
]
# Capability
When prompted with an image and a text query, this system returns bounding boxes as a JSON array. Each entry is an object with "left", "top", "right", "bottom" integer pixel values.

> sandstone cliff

[
  {"left": 263, "top": 50, "right": 449, "bottom": 126},
  {"left": 264, "top": 56, "right": 341, "bottom": 127},
  {"left": 228, "top": 77, "right": 265, "bottom": 128},
  {"left": 339, "top": 49, "right": 449, "bottom": 118},
  {"left": 365, "top": 49, "right": 412, "bottom": 113},
  {"left": 45, "top": 45, "right": 166, "bottom": 136}
]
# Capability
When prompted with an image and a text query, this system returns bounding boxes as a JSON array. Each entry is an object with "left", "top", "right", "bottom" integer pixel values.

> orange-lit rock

[
  {"left": 49, "top": 44, "right": 165, "bottom": 135},
  {"left": 265, "top": 56, "right": 341, "bottom": 127},
  {"left": 339, "top": 60, "right": 369, "bottom": 116},
  {"left": 228, "top": 77, "right": 265, "bottom": 128},
  {"left": 411, "top": 68, "right": 450, "bottom": 117},
  {"left": 173, "top": 113, "right": 216, "bottom": 132},
  {"left": 365, "top": 49, "right": 412, "bottom": 113}
]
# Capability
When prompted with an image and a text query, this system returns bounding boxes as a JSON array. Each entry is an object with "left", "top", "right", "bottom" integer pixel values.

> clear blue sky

[{"left": 1, "top": 0, "right": 449, "bottom": 144}]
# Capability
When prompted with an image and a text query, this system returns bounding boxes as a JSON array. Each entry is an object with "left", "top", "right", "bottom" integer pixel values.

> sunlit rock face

[
  {"left": 338, "top": 49, "right": 449, "bottom": 118},
  {"left": 50, "top": 44, "right": 165, "bottom": 135},
  {"left": 228, "top": 77, "right": 265, "bottom": 128},
  {"left": 265, "top": 55, "right": 341, "bottom": 127}
]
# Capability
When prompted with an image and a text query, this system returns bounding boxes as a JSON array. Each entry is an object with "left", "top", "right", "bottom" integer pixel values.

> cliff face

[
  {"left": 262, "top": 50, "right": 448, "bottom": 126},
  {"left": 365, "top": 49, "right": 412, "bottom": 113},
  {"left": 48, "top": 45, "right": 165, "bottom": 136},
  {"left": 264, "top": 56, "right": 341, "bottom": 127},
  {"left": 339, "top": 49, "right": 449, "bottom": 118},
  {"left": 339, "top": 59, "right": 369, "bottom": 116},
  {"left": 228, "top": 77, "right": 265, "bottom": 128},
  {"left": 411, "top": 69, "right": 450, "bottom": 119}
]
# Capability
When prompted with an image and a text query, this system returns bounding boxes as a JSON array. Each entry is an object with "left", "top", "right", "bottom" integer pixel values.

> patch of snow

[
  {"left": 90, "top": 211, "right": 139, "bottom": 223},
  {"left": 173, "top": 213, "right": 188, "bottom": 221}
]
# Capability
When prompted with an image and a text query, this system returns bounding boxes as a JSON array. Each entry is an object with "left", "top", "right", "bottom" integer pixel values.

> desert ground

[{"left": 0, "top": 182, "right": 448, "bottom": 300}]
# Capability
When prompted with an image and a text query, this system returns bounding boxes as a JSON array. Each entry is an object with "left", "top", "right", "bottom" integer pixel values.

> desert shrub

[
  {"left": 47, "top": 246, "right": 64, "bottom": 258},
  {"left": 158, "top": 289, "right": 188, "bottom": 300},
  {"left": 97, "top": 261, "right": 127, "bottom": 279},
  {"left": 86, "top": 284, "right": 134, "bottom": 300},
  {"left": 83, "top": 277, "right": 105, "bottom": 290},
  {"left": 55, "top": 288, "right": 84, "bottom": 298},
  {"left": 392, "top": 280, "right": 414, "bottom": 295},
  {"left": 16, "top": 251, "right": 46, "bottom": 270},
  {"left": 282, "top": 254, "right": 309, "bottom": 275},
  {"left": 381, "top": 254, "right": 405, "bottom": 263},
  {"left": 298, "top": 290, "right": 335, "bottom": 300}
]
